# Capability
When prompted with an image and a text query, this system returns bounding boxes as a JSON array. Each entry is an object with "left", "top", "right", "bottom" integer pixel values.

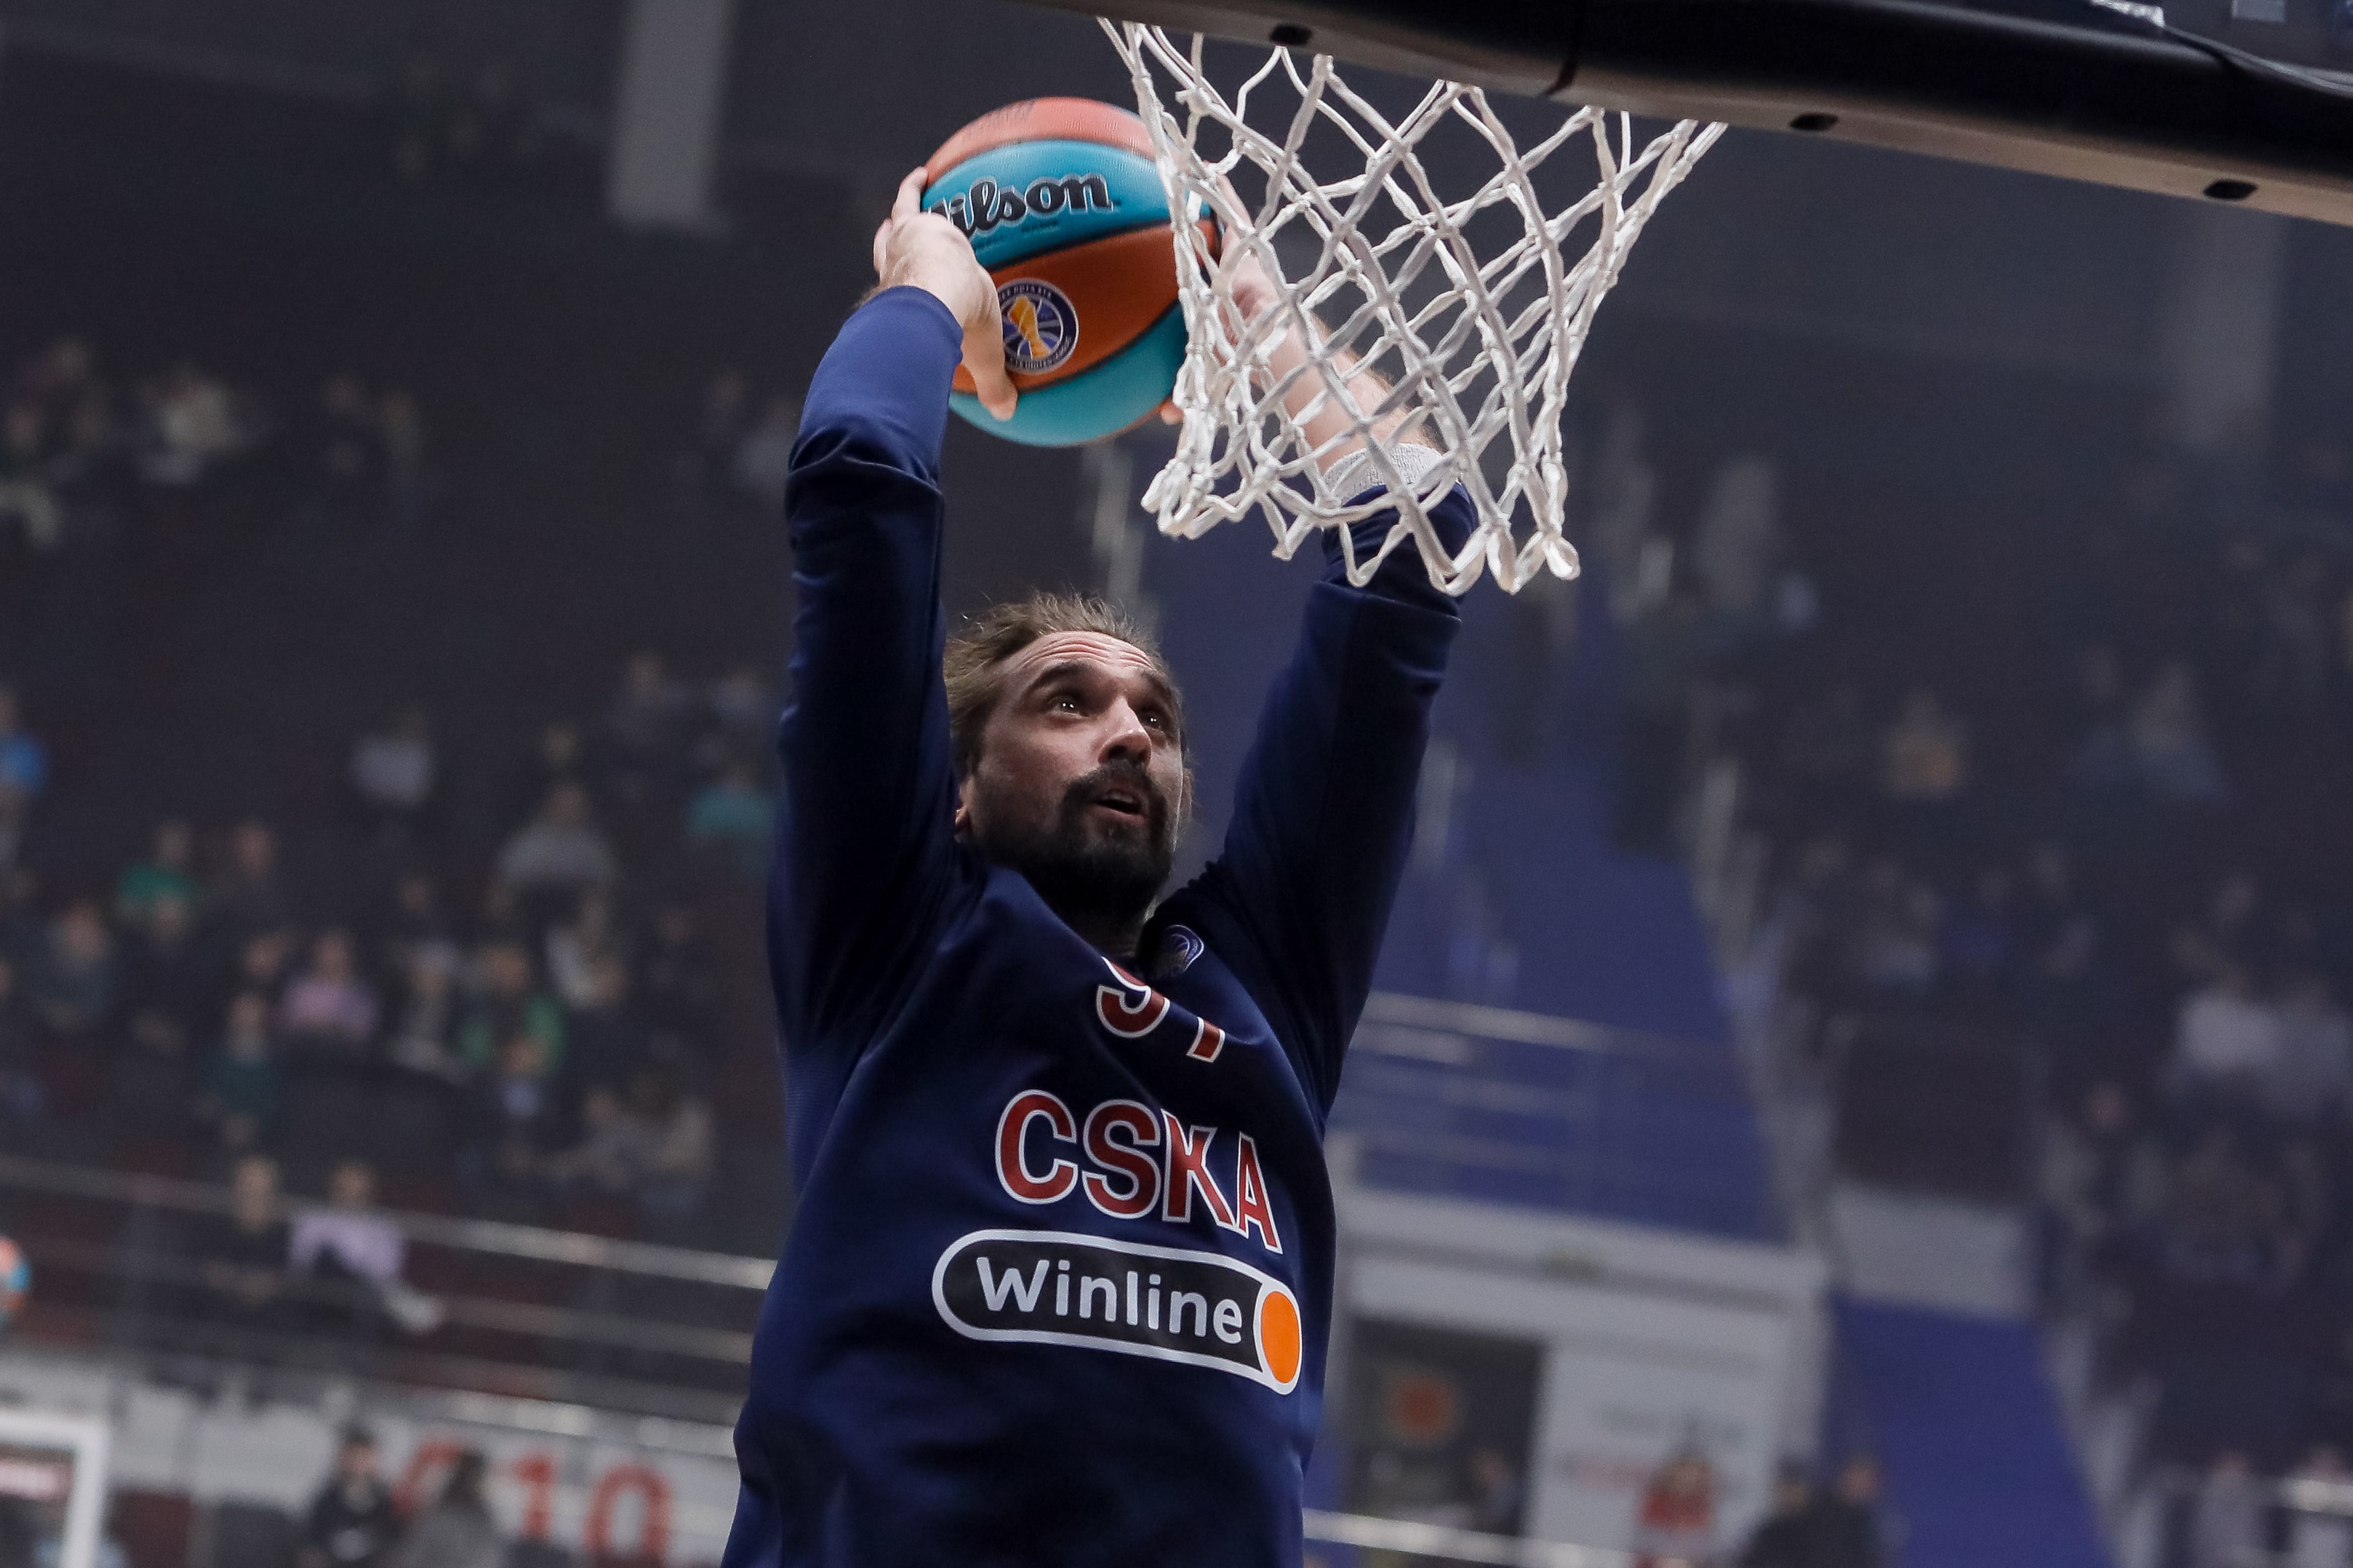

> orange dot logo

[{"left": 1256, "top": 1286, "right": 1302, "bottom": 1392}]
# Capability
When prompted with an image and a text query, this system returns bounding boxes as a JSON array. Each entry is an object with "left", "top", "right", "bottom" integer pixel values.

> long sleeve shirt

[{"left": 724, "top": 286, "right": 1468, "bottom": 1567}]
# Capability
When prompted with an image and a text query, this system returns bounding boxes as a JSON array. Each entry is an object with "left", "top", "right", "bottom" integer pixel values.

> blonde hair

[{"left": 943, "top": 592, "right": 1183, "bottom": 778}]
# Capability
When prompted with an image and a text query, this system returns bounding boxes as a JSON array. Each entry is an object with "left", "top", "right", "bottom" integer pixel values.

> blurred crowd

[
  {"left": 0, "top": 330, "right": 792, "bottom": 1310},
  {"left": 0, "top": 1423, "right": 581, "bottom": 1568},
  {"left": 1730, "top": 1457, "right": 1886, "bottom": 1568},
  {"left": 0, "top": 639, "right": 778, "bottom": 1234},
  {"left": 1616, "top": 426, "right": 2353, "bottom": 1538},
  {"left": 0, "top": 335, "right": 426, "bottom": 558}
]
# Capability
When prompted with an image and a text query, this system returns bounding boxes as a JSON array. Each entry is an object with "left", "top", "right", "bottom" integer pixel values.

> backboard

[{"left": 1040, "top": 0, "right": 2353, "bottom": 224}]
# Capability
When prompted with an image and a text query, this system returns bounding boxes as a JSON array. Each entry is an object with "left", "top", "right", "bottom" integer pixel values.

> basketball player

[{"left": 723, "top": 166, "right": 1474, "bottom": 1565}]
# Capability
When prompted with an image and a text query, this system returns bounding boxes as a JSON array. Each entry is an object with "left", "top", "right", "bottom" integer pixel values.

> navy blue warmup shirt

[{"left": 724, "top": 286, "right": 1470, "bottom": 1566}]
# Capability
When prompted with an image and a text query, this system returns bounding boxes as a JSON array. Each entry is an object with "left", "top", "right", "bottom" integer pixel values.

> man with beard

[{"left": 725, "top": 166, "right": 1471, "bottom": 1567}]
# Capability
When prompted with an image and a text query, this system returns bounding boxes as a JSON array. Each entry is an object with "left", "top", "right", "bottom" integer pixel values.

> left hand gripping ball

[
  {"left": 925, "top": 98, "right": 1210, "bottom": 447},
  {"left": 0, "top": 1236, "right": 26, "bottom": 1332}
]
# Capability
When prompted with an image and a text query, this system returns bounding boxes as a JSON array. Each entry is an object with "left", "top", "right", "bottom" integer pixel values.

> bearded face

[
  {"left": 952, "top": 631, "right": 1189, "bottom": 950},
  {"left": 964, "top": 756, "right": 1179, "bottom": 929}
]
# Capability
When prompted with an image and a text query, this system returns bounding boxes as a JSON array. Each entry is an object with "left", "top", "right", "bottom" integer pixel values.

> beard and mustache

[{"left": 965, "top": 758, "right": 1178, "bottom": 933}]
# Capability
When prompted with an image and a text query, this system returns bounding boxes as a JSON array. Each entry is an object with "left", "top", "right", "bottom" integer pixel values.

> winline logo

[{"left": 932, "top": 1229, "right": 1303, "bottom": 1394}]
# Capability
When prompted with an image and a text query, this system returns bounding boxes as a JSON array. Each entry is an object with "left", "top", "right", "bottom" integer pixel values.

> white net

[{"left": 1105, "top": 22, "right": 1723, "bottom": 595}]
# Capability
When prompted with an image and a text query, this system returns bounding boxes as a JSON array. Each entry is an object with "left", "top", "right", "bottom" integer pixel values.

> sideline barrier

[{"left": 1306, "top": 1509, "right": 1638, "bottom": 1566}]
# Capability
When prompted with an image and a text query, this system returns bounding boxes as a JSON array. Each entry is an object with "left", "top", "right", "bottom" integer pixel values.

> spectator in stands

[
  {"left": 2169, "top": 871, "right": 2265, "bottom": 989},
  {"left": 373, "top": 870, "right": 458, "bottom": 983},
  {"left": 1880, "top": 687, "right": 1970, "bottom": 803},
  {"left": 684, "top": 755, "right": 771, "bottom": 879},
  {"left": 471, "top": 877, "right": 529, "bottom": 950},
  {"left": 2021, "top": 909, "right": 2113, "bottom": 1055},
  {"left": 120, "top": 891, "right": 212, "bottom": 1047},
  {"left": 193, "top": 1153, "right": 290, "bottom": 1335},
  {"left": 30, "top": 898, "right": 114, "bottom": 1038},
  {"left": 2277, "top": 1137, "right": 2331, "bottom": 1283},
  {"left": 383, "top": 950, "right": 463, "bottom": 1081},
  {"left": 626, "top": 1065, "right": 715, "bottom": 1221},
  {"left": 2267, "top": 972, "right": 2353, "bottom": 1128},
  {"left": 731, "top": 393, "right": 803, "bottom": 510},
  {"left": 0, "top": 405, "right": 62, "bottom": 552},
  {"left": 2253, "top": 552, "right": 2336, "bottom": 707},
  {"left": 544, "top": 886, "right": 626, "bottom": 1012},
  {"left": 113, "top": 984, "right": 195, "bottom": 1133},
  {"left": 495, "top": 781, "right": 617, "bottom": 894},
  {"left": 229, "top": 927, "right": 299, "bottom": 1013},
  {"left": 289, "top": 1159, "right": 405, "bottom": 1336},
  {"left": 209, "top": 819, "right": 296, "bottom": 944},
  {"left": 388, "top": 1449, "right": 500, "bottom": 1568},
  {"left": 196, "top": 992, "right": 284, "bottom": 1152},
  {"left": 2189, "top": 1449, "right": 2266, "bottom": 1568},
  {"left": 0, "top": 955, "right": 41, "bottom": 1120},
  {"left": 47, "top": 379, "right": 121, "bottom": 525},
  {"left": 1804, "top": 1455, "right": 1885, "bottom": 1568},
  {"left": 1629, "top": 1447, "right": 1716, "bottom": 1567},
  {"left": 306, "top": 375, "right": 382, "bottom": 508},
  {"left": 1736, "top": 1463, "right": 1815, "bottom": 1568},
  {"left": 13, "top": 339, "right": 99, "bottom": 436},
  {"left": 677, "top": 370, "right": 749, "bottom": 491},
  {"left": 1845, "top": 858, "right": 1941, "bottom": 999},
  {"left": 457, "top": 940, "right": 563, "bottom": 1075},
  {"left": 2158, "top": 1126, "right": 2285, "bottom": 1286},
  {"left": 608, "top": 650, "right": 688, "bottom": 752},
  {"left": 2129, "top": 661, "right": 2227, "bottom": 803},
  {"left": 349, "top": 706, "right": 437, "bottom": 840},
  {"left": 2040, "top": 1081, "right": 2156, "bottom": 1307},
  {"left": 2068, "top": 671, "right": 2136, "bottom": 796},
  {"left": 597, "top": 652, "right": 691, "bottom": 839},
  {"left": 296, "top": 1425, "right": 400, "bottom": 1568},
  {"left": 542, "top": 1082, "right": 650, "bottom": 1196},
  {"left": 2288, "top": 1445, "right": 2353, "bottom": 1568},
  {"left": 0, "top": 687, "right": 47, "bottom": 805},
  {"left": 135, "top": 362, "right": 251, "bottom": 488},
  {"left": 562, "top": 951, "right": 648, "bottom": 1096},
  {"left": 1939, "top": 866, "right": 2017, "bottom": 1015},
  {"left": 464, "top": 1032, "right": 563, "bottom": 1192},
  {"left": 635, "top": 901, "right": 716, "bottom": 1041},
  {"left": 1466, "top": 1447, "right": 1524, "bottom": 1536},
  {"left": 113, "top": 819, "right": 196, "bottom": 929},
  {"left": 0, "top": 783, "right": 24, "bottom": 883},
  {"left": 504, "top": 722, "right": 585, "bottom": 837},
  {"left": 703, "top": 663, "right": 777, "bottom": 756},
  {"left": 2171, "top": 965, "right": 2283, "bottom": 1105},
  {"left": 2014, "top": 841, "right": 2078, "bottom": 951},
  {"left": 278, "top": 929, "right": 380, "bottom": 1057}
]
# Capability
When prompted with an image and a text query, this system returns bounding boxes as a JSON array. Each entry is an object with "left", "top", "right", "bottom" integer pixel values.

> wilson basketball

[{"left": 924, "top": 98, "right": 1208, "bottom": 447}]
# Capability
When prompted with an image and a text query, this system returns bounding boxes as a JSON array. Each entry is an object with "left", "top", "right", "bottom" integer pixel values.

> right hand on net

[{"left": 872, "top": 166, "right": 1016, "bottom": 420}]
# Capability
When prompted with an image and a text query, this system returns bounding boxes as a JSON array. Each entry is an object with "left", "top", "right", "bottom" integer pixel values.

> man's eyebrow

[{"left": 1022, "top": 657, "right": 1179, "bottom": 712}]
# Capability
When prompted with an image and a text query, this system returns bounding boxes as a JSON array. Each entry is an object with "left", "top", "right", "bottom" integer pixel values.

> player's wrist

[{"left": 882, "top": 264, "right": 975, "bottom": 323}]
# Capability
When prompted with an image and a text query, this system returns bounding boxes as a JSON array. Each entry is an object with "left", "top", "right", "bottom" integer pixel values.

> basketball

[
  {"left": 923, "top": 98, "right": 1207, "bottom": 447},
  {"left": 0, "top": 1236, "right": 26, "bottom": 1332}
]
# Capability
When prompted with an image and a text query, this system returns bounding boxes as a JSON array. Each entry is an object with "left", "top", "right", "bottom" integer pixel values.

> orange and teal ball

[{"left": 923, "top": 98, "right": 1212, "bottom": 447}]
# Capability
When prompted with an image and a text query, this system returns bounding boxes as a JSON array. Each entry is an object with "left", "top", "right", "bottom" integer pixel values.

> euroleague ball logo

[{"left": 998, "top": 280, "right": 1077, "bottom": 376}]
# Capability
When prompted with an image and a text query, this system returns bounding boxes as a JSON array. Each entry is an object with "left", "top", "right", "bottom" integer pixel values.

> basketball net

[{"left": 1104, "top": 23, "right": 1722, "bottom": 595}]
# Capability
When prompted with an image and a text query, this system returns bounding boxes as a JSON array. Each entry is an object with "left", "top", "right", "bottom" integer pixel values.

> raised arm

[
  {"left": 1184, "top": 239, "right": 1471, "bottom": 1107},
  {"left": 768, "top": 171, "right": 1014, "bottom": 1048},
  {"left": 1197, "top": 484, "right": 1473, "bottom": 1113}
]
